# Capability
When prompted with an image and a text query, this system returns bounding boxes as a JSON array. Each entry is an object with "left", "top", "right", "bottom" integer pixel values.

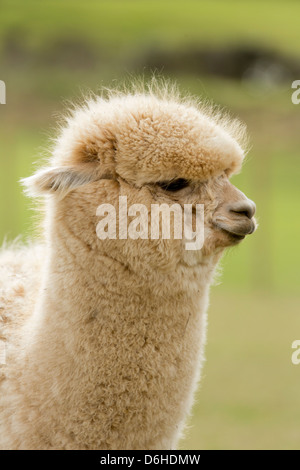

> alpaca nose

[{"left": 228, "top": 199, "right": 256, "bottom": 219}]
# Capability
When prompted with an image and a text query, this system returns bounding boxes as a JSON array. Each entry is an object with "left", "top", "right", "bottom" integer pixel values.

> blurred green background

[{"left": 0, "top": 0, "right": 299, "bottom": 449}]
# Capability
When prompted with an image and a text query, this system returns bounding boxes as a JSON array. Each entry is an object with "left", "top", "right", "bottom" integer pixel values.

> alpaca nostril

[{"left": 229, "top": 199, "right": 256, "bottom": 219}]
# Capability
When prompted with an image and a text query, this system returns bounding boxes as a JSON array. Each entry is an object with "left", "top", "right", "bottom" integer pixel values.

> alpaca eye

[{"left": 157, "top": 179, "right": 189, "bottom": 192}]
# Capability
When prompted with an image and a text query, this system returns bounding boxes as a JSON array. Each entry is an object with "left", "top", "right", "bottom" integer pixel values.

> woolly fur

[{"left": 0, "top": 80, "right": 248, "bottom": 450}]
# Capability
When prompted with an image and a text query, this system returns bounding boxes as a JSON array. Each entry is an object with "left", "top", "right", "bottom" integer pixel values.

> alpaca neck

[
  {"left": 35, "top": 220, "right": 216, "bottom": 329},
  {"left": 18, "top": 219, "right": 218, "bottom": 449}
]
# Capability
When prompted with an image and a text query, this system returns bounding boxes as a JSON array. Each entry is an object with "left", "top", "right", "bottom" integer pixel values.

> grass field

[
  {"left": 0, "top": 0, "right": 300, "bottom": 449},
  {"left": 1, "top": 1, "right": 300, "bottom": 56},
  {"left": 181, "top": 291, "right": 300, "bottom": 449}
]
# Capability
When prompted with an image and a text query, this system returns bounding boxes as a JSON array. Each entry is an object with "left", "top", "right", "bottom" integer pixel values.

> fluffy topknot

[{"left": 22, "top": 79, "right": 248, "bottom": 197}]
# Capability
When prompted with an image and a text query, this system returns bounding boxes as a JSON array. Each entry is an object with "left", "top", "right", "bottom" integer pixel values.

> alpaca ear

[{"left": 20, "top": 165, "right": 99, "bottom": 198}]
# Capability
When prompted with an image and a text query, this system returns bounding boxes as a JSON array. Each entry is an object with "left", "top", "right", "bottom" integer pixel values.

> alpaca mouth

[
  {"left": 213, "top": 216, "right": 256, "bottom": 239},
  {"left": 222, "top": 230, "right": 246, "bottom": 242}
]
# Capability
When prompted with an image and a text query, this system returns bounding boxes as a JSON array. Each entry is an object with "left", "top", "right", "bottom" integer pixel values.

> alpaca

[{"left": 0, "top": 83, "right": 256, "bottom": 450}]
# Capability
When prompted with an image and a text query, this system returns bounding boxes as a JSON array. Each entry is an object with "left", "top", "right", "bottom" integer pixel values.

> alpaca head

[{"left": 22, "top": 85, "right": 256, "bottom": 273}]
